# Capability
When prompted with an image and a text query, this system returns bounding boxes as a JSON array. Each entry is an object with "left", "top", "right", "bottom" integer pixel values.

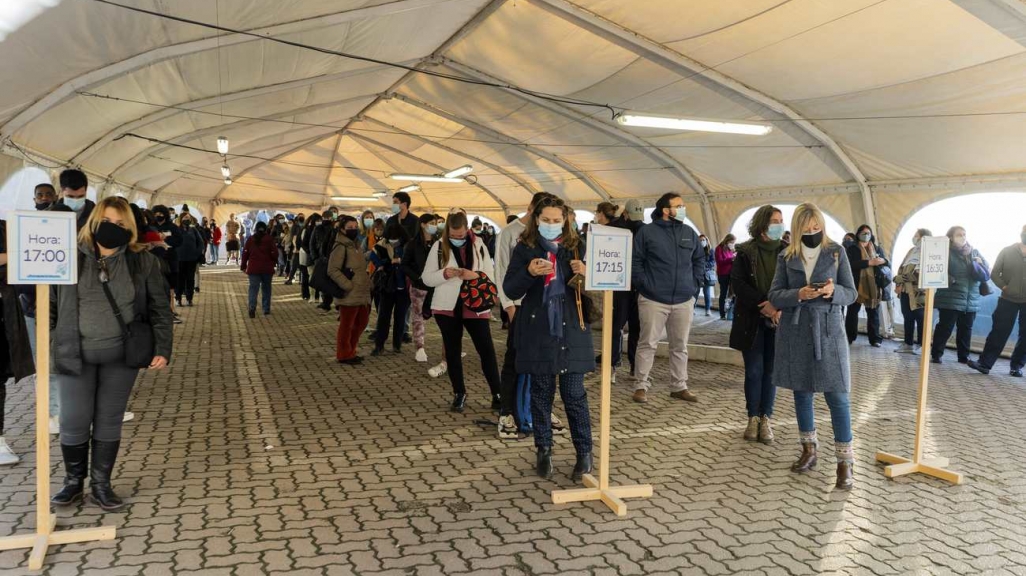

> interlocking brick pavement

[{"left": 1, "top": 267, "right": 1025, "bottom": 575}]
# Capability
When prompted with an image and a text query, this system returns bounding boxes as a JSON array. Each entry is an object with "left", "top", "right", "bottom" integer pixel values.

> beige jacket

[{"left": 327, "top": 234, "right": 371, "bottom": 307}]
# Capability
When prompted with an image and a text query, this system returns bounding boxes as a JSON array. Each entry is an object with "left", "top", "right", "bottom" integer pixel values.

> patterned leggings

[
  {"left": 531, "top": 373, "right": 592, "bottom": 456},
  {"left": 409, "top": 286, "right": 428, "bottom": 350}
]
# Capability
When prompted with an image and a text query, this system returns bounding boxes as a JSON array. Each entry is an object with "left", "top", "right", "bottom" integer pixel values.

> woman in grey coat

[
  {"left": 768, "top": 203, "right": 858, "bottom": 490},
  {"left": 51, "top": 197, "right": 173, "bottom": 511}
]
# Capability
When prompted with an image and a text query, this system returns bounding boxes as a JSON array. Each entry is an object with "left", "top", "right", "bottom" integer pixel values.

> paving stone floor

[{"left": 1, "top": 267, "right": 1025, "bottom": 575}]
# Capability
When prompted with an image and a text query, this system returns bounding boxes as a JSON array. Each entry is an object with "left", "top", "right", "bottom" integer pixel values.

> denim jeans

[
  {"left": 695, "top": 285, "right": 713, "bottom": 312},
  {"left": 209, "top": 244, "right": 219, "bottom": 263},
  {"left": 793, "top": 391, "right": 852, "bottom": 443},
  {"left": 248, "top": 273, "right": 272, "bottom": 313},
  {"left": 741, "top": 322, "right": 776, "bottom": 418}
]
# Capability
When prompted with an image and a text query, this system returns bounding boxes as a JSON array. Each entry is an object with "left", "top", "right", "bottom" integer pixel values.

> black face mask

[
  {"left": 95, "top": 222, "right": 132, "bottom": 250},
  {"left": 156, "top": 216, "right": 166, "bottom": 224},
  {"left": 345, "top": 229, "right": 359, "bottom": 240},
  {"left": 35, "top": 201, "right": 53, "bottom": 210},
  {"left": 801, "top": 231, "right": 823, "bottom": 249}
]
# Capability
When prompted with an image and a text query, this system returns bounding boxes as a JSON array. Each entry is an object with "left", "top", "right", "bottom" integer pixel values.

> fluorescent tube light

[
  {"left": 217, "top": 136, "right": 230, "bottom": 154},
  {"left": 372, "top": 191, "right": 388, "bottom": 198},
  {"left": 443, "top": 165, "right": 473, "bottom": 179},
  {"left": 390, "top": 173, "right": 465, "bottom": 183},
  {"left": 398, "top": 184, "right": 420, "bottom": 193},
  {"left": 331, "top": 196, "right": 376, "bottom": 201},
  {"left": 615, "top": 113, "right": 772, "bottom": 136}
]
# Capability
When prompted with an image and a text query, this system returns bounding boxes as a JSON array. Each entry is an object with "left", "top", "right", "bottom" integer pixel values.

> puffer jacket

[
  {"left": 327, "top": 234, "right": 371, "bottom": 307},
  {"left": 631, "top": 218, "right": 705, "bottom": 305},
  {"left": 935, "top": 248, "right": 989, "bottom": 313}
]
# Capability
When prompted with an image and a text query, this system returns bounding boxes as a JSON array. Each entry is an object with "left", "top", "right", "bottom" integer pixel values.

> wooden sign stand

[
  {"left": 0, "top": 286, "right": 116, "bottom": 569},
  {"left": 875, "top": 288, "right": 964, "bottom": 485},
  {"left": 552, "top": 291, "right": 653, "bottom": 516}
]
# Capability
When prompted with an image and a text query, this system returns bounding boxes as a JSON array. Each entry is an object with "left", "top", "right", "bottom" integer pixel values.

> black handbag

[
  {"left": 311, "top": 244, "right": 348, "bottom": 300},
  {"left": 874, "top": 264, "right": 893, "bottom": 289},
  {"left": 99, "top": 279, "right": 154, "bottom": 369}
]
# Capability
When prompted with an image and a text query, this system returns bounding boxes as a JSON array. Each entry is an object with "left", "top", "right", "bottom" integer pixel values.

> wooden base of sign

[
  {"left": 551, "top": 291, "right": 652, "bottom": 516},
  {"left": 0, "top": 286, "right": 116, "bottom": 570},
  {"left": 875, "top": 288, "right": 963, "bottom": 486}
]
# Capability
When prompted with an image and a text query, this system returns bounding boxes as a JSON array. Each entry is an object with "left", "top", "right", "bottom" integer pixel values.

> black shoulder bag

[{"left": 99, "top": 272, "right": 155, "bottom": 369}]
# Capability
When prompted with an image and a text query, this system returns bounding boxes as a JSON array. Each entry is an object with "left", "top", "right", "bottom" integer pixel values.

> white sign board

[
  {"left": 585, "top": 223, "right": 632, "bottom": 292},
  {"left": 6, "top": 211, "right": 77, "bottom": 285},
  {"left": 918, "top": 236, "right": 949, "bottom": 290}
]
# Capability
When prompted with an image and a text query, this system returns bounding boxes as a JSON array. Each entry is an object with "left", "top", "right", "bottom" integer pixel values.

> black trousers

[
  {"left": 845, "top": 302, "right": 881, "bottom": 345},
  {"left": 299, "top": 265, "right": 311, "bottom": 300},
  {"left": 287, "top": 252, "right": 300, "bottom": 282},
  {"left": 932, "top": 308, "right": 977, "bottom": 362},
  {"left": 610, "top": 290, "right": 640, "bottom": 369},
  {"left": 176, "top": 261, "right": 198, "bottom": 302},
  {"left": 978, "top": 298, "right": 1026, "bottom": 370},
  {"left": 499, "top": 308, "right": 520, "bottom": 416},
  {"left": 435, "top": 314, "right": 501, "bottom": 397},
  {"left": 375, "top": 290, "right": 411, "bottom": 350},
  {"left": 0, "top": 304, "right": 9, "bottom": 435},
  {"left": 900, "top": 292, "right": 924, "bottom": 345}
]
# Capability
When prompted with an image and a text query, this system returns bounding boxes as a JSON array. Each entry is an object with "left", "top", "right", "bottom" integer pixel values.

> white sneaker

[
  {"left": 498, "top": 415, "right": 518, "bottom": 440},
  {"left": 428, "top": 362, "right": 448, "bottom": 378},
  {"left": 123, "top": 412, "right": 135, "bottom": 423},
  {"left": 0, "top": 438, "right": 20, "bottom": 466},
  {"left": 415, "top": 348, "right": 428, "bottom": 363},
  {"left": 49, "top": 416, "right": 60, "bottom": 436},
  {"left": 911, "top": 345, "right": 922, "bottom": 356},
  {"left": 895, "top": 343, "right": 913, "bottom": 354},
  {"left": 551, "top": 413, "right": 567, "bottom": 435}
]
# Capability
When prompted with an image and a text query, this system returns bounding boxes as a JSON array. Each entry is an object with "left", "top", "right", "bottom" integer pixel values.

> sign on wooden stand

[
  {"left": 875, "top": 236, "right": 964, "bottom": 485},
  {"left": 551, "top": 224, "right": 652, "bottom": 516},
  {"left": 0, "top": 211, "right": 116, "bottom": 570}
]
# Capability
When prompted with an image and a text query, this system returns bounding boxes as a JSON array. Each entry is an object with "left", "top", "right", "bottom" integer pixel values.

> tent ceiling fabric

[{"left": 2, "top": 0, "right": 1026, "bottom": 233}]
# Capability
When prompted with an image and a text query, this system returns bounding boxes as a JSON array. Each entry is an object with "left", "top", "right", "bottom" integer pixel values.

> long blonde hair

[
  {"left": 439, "top": 211, "right": 469, "bottom": 267},
  {"left": 784, "top": 202, "right": 833, "bottom": 260},
  {"left": 78, "top": 196, "right": 146, "bottom": 252}
]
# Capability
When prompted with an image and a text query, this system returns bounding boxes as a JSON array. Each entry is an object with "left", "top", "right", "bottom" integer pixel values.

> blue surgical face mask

[
  {"left": 767, "top": 223, "right": 786, "bottom": 241},
  {"left": 671, "top": 206, "right": 686, "bottom": 223},
  {"left": 449, "top": 237, "right": 466, "bottom": 248},
  {"left": 64, "top": 196, "right": 86, "bottom": 211},
  {"left": 539, "top": 222, "right": 563, "bottom": 241},
  {"left": 363, "top": 218, "right": 373, "bottom": 228},
  {"left": 391, "top": 204, "right": 401, "bottom": 215},
  {"left": 438, "top": 221, "right": 446, "bottom": 230},
  {"left": 426, "top": 225, "right": 438, "bottom": 236}
]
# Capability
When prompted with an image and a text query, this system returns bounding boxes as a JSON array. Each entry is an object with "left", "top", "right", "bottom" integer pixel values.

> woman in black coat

[
  {"left": 845, "top": 224, "right": 889, "bottom": 346},
  {"left": 503, "top": 195, "right": 594, "bottom": 482}
]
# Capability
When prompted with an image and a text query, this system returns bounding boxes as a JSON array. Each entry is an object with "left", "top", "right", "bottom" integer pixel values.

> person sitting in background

[
  {"left": 845, "top": 224, "right": 888, "bottom": 347},
  {"left": 931, "top": 226, "right": 989, "bottom": 365},
  {"left": 969, "top": 225, "right": 1025, "bottom": 377},
  {"left": 894, "top": 229, "right": 931, "bottom": 355},
  {"left": 329, "top": 216, "right": 372, "bottom": 366}
]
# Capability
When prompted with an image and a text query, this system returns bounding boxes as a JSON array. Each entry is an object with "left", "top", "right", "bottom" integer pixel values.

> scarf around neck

[{"left": 539, "top": 236, "right": 565, "bottom": 339}]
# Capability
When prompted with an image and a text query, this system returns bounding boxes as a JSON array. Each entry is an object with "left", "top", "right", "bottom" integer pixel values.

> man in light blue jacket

[{"left": 631, "top": 193, "right": 706, "bottom": 403}]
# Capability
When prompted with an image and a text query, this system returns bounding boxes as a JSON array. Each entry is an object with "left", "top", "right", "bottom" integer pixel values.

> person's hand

[
  {"left": 894, "top": 284, "right": 903, "bottom": 296},
  {"left": 772, "top": 310, "right": 782, "bottom": 326},
  {"left": 443, "top": 267, "right": 461, "bottom": 280},
  {"left": 160, "top": 231, "right": 170, "bottom": 239},
  {"left": 870, "top": 257, "right": 885, "bottom": 266},
  {"left": 392, "top": 257, "right": 401, "bottom": 264},
  {"left": 529, "top": 258, "right": 554, "bottom": 277},
  {"left": 240, "top": 265, "right": 246, "bottom": 272},
  {"left": 459, "top": 269, "right": 479, "bottom": 281},
  {"left": 973, "top": 256, "right": 983, "bottom": 264},
  {"left": 570, "top": 260, "right": 586, "bottom": 276},
  {"left": 505, "top": 306, "right": 516, "bottom": 323},
  {"left": 149, "top": 356, "right": 168, "bottom": 370},
  {"left": 819, "top": 278, "right": 835, "bottom": 299},
  {"left": 798, "top": 285, "right": 820, "bottom": 302},
  {"left": 758, "top": 301, "right": 778, "bottom": 318}
]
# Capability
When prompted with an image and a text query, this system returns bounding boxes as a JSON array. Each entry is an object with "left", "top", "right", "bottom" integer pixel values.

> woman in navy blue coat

[{"left": 503, "top": 196, "right": 595, "bottom": 482}]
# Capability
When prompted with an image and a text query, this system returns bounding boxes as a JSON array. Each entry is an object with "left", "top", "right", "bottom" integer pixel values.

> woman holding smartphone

[
  {"left": 768, "top": 203, "right": 858, "bottom": 490},
  {"left": 503, "top": 196, "right": 595, "bottom": 481}
]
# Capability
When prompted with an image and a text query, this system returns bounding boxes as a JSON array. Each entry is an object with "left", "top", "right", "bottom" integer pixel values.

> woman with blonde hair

[
  {"left": 51, "top": 197, "right": 173, "bottom": 510},
  {"left": 768, "top": 203, "right": 858, "bottom": 490}
]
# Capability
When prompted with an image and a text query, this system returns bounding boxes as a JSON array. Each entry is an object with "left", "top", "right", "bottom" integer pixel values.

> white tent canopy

[{"left": 2, "top": 0, "right": 1026, "bottom": 248}]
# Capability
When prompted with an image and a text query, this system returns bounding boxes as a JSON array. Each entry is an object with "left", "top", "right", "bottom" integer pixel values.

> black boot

[
  {"left": 52, "top": 442, "right": 89, "bottom": 506},
  {"left": 450, "top": 393, "right": 467, "bottom": 413},
  {"left": 90, "top": 440, "right": 126, "bottom": 511},
  {"left": 536, "top": 447, "right": 553, "bottom": 479},
  {"left": 571, "top": 452, "right": 593, "bottom": 482}
]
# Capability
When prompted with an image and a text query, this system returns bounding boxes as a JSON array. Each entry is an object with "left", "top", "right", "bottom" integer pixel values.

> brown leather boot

[
  {"left": 790, "top": 443, "right": 818, "bottom": 473},
  {"left": 835, "top": 461, "right": 854, "bottom": 490}
]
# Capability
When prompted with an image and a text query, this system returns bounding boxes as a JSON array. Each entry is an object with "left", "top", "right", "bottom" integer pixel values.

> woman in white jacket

[{"left": 423, "top": 211, "right": 502, "bottom": 413}]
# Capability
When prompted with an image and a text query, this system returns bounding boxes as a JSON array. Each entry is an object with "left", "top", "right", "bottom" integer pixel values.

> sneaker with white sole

[
  {"left": 428, "top": 362, "right": 448, "bottom": 378},
  {"left": 498, "top": 415, "right": 518, "bottom": 440},
  {"left": 894, "top": 343, "right": 913, "bottom": 354},
  {"left": 911, "top": 345, "right": 922, "bottom": 356},
  {"left": 0, "top": 438, "right": 19, "bottom": 466},
  {"left": 123, "top": 412, "right": 135, "bottom": 423},
  {"left": 49, "top": 416, "right": 60, "bottom": 436},
  {"left": 551, "top": 413, "right": 567, "bottom": 435},
  {"left": 415, "top": 348, "right": 428, "bottom": 363}
]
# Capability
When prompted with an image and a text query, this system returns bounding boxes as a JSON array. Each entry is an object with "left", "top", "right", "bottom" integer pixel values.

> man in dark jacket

[
  {"left": 630, "top": 192, "right": 705, "bottom": 404},
  {"left": 175, "top": 215, "right": 205, "bottom": 306},
  {"left": 151, "top": 205, "right": 183, "bottom": 305},
  {"left": 51, "top": 169, "right": 95, "bottom": 228},
  {"left": 310, "top": 210, "right": 337, "bottom": 311},
  {"left": 386, "top": 191, "right": 420, "bottom": 242}
]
